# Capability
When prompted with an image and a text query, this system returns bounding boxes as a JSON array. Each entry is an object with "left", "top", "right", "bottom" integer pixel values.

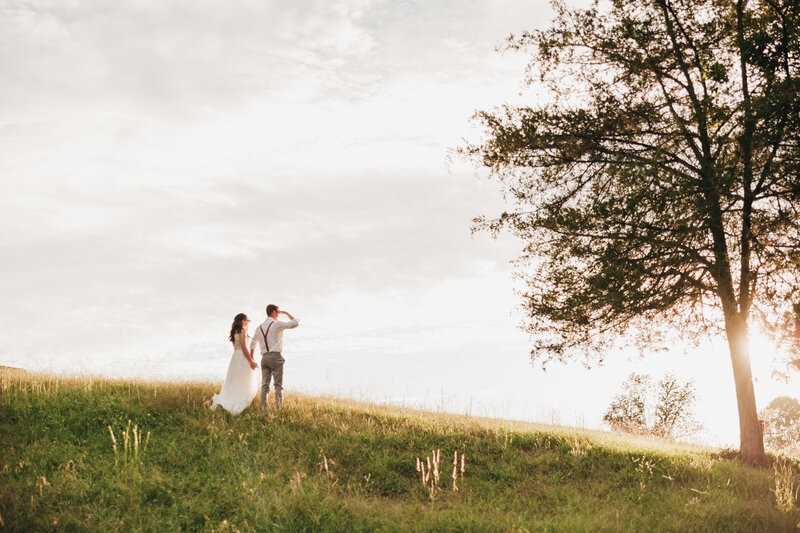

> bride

[{"left": 211, "top": 313, "right": 259, "bottom": 415}]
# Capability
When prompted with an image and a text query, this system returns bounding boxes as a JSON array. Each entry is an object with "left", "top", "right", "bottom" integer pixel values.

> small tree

[
  {"left": 603, "top": 373, "right": 650, "bottom": 434},
  {"left": 604, "top": 373, "right": 702, "bottom": 439},
  {"left": 652, "top": 374, "right": 702, "bottom": 439},
  {"left": 760, "top": 396, "right": 800, "bottom": 452}
]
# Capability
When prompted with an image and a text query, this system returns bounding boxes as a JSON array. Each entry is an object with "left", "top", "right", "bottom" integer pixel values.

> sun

[{"left": 748, "top": 331, "right": 798, "bottom": 410}]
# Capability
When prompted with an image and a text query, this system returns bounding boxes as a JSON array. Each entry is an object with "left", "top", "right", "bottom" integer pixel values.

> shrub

[{"left": 760, "top": 396, "right": 800, "bottom": 453}]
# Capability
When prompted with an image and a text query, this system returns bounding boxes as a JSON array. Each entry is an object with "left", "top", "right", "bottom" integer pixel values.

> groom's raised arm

[{"left": 278, "top": 310, "right": 299, "bottom": 329}]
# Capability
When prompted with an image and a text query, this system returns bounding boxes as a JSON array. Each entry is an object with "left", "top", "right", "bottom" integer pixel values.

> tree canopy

[{"left": 462, "top": 0, "right": 800, "bottom": 463}]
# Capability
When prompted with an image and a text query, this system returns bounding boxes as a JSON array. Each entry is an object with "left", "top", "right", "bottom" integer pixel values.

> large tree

[{"left": 462, "top": 0, "right": 800, "bottom": 463}]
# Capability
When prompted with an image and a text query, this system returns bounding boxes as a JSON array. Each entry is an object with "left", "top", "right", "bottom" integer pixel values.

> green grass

[{"left": 1, "top": 367, "right": 799, "bottom": 532}]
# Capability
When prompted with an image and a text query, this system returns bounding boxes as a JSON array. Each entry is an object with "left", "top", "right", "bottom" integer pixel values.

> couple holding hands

[{"left": 210, "top": 304, "right": 299, "bottom": 415}]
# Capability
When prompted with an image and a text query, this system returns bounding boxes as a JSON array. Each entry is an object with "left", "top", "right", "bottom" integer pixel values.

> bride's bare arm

[{"left": 240, "top": 334, "right": 254, "bottom": 365}]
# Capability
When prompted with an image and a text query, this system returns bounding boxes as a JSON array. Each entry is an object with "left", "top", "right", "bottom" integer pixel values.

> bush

[{"left": 760, "top": 396, "right": 800, "bottom": 453}]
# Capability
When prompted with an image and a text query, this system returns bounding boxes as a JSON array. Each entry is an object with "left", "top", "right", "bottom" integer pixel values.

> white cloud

[{"left": 0, "top": 0, "right": 565, "bottom": 351}]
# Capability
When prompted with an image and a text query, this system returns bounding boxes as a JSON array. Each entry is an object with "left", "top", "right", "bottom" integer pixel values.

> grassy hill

[{"left": 1, "top": 368, "right": 798, "bottom": 532}]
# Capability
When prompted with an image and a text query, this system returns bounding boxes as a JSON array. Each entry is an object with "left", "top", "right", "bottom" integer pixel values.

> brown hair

[{"left": 229, "top": 313, "right": 248, "bottom": 343}]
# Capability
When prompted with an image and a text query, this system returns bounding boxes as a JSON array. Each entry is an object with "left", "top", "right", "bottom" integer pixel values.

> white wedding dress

[{"left": 210, "top": 332, "right": 259, "bottom": 415}]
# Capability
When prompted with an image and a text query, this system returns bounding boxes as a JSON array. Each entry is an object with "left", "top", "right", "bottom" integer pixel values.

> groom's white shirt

[{"left": 250, "top": 317, "right": 299, "bottom": 355}]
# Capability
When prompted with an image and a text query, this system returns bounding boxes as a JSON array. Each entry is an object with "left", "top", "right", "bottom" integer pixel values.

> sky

[{"left": 2, "top": 0, "right": 799, "bottom": 447}]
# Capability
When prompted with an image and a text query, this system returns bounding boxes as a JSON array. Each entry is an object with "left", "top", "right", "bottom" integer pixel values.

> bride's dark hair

[{"left": 229, "top": 313, "right": 248, "bottom": 343}]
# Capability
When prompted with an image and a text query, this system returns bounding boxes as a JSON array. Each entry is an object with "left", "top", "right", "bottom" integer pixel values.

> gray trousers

[{"left": 260, "top": 351, "right": 284, "bottom": 411}]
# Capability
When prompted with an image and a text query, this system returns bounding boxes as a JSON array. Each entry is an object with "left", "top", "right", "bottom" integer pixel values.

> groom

[{"left": 250, "top": 304, "right": 299, "bottom": 412}]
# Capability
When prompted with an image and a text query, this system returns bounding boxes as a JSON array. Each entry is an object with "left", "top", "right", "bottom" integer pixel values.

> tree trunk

[{"left": 724, "top": 313, "right": 765, "bottom": 464}]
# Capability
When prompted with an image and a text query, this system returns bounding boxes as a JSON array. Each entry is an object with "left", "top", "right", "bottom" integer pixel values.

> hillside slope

[{"left": 1, "top": 369, "right": 797, "bottom": 532}]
